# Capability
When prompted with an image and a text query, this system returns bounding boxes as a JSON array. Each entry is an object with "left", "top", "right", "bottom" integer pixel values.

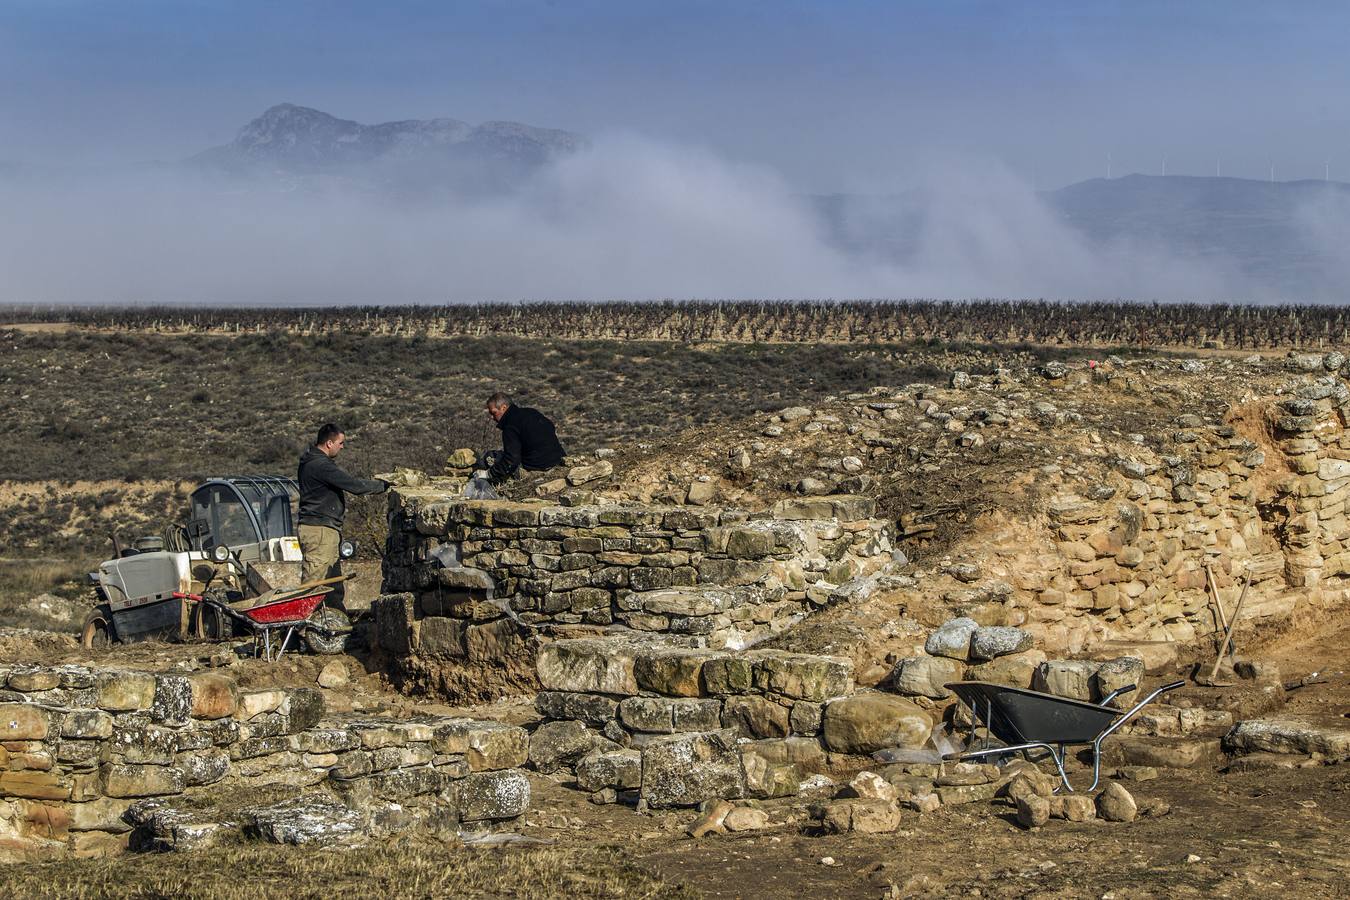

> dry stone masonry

[
  {"left": 0, "top": 663, "right": 530, "bottom": 853},
  {"left": 378, "top": 490, "right": 897, "bottom": 693}
]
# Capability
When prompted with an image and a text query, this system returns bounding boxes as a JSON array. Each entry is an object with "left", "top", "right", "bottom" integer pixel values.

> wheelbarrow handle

[{"left": 1096, "top": 680, "right": 1187, "bottom": 743}]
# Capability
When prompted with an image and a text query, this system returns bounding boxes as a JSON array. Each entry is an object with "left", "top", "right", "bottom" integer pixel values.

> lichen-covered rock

[
  {"left": 969, "top": 626, "right": 1033, "bottom": 661},
  {"left": 892, "top": 656, "right": 964, "bottom": 699},
  {"left": 822, "top": 694, "right": 932, "bottom": 754},
  {"left": 749, "top": 651, "right": 853, "bottom": 702},
  {"left": 535, "top": 692, "right": 619, "bottom": 727},
  {"left": 574, "top": 748, "right": 642, "bottom": 792},
  {"left": 457, "top": 769, "right": 532, "bottom": 822},
  {"left": 640, "top": 730, "right": 745, "bottom": 808},
  {"left": 924, "top": 618, "right": 978, "bottom": 661},
  {"left": 243, "top": 796, "right": 364, "bottom": 845}
]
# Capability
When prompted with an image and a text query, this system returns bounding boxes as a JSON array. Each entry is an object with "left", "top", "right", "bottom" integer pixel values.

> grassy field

[{"left": 0, "top": 837, "right": 692, "bottom": 899}]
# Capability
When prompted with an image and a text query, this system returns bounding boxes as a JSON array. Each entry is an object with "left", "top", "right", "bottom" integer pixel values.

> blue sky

[{"left": 2, "top": 1, "right": 1347, "bottom": 191}]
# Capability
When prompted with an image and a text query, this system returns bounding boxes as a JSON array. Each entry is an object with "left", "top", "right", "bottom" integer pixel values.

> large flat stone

[
  {"left": 823, "top": 693, "right": 932, "bottom": 754},
  {"left": 430, "top": 719, "right": 528, "bottom": 771},
  {"left": 1225, "top": 717, "right": 1350, "bottom": 757},
  {"left": 536, "top": 640, "right": 639, "bottom": 696}
]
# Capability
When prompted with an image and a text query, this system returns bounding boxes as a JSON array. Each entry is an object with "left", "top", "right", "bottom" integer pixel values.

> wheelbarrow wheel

[
  {"left": 191, "top": 591, "right": 233, "bottom": 641},
  {"left": 304, "top": 607, "right": 349, "bottom": 655}
]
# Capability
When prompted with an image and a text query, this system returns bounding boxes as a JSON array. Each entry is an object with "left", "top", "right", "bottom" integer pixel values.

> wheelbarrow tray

[
  {"left": 947, "top": 681, "right": 1122, "bottom": 745},
  {"left": 240, "top": 592, "right": 326, "bottom": 625}
]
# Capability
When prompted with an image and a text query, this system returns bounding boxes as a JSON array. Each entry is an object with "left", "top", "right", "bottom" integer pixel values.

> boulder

[
  {"left": 528, "top": 720, "right": 598, "bottom": 774},
  {"left": 640, "top": 730, "right": 745, "bottom": 808},
  {"left": 822, "top": 694, "right": 932, "bottom": 754},
  {"left": 574, "top": 748, "right": 642, "bottom": 792},
  {"left": 317, "top": 660, "right": 349, "bottom": 689},
  {"left": 458, "top": 769, "right": 532, "bottom": 822},
  {"left": 1096, "top": 782, "right": 1137, "bottom": 822},
  {"left": 892, "top": 656, "right": 964, "bottom": 699},
  {"left": 723, "top": 807, "right": 770, "bottom": 832},
  {"left": 924, "top": 618, "right": 978, "bottom": 661},
  {"left": 749, "top": 651, "right": 853, "bottom": 702},
  {"left": 969, "top": 626, "right": 1033, "bottom": 660}
]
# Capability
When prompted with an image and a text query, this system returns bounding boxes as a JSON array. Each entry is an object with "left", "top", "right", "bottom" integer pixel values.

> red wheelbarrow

[
  {"left": 175, "top": 580, "right": 350, "bottom": 661},
  {"left": 945, "top": 679, "right": 1186, "bottom": 792}
]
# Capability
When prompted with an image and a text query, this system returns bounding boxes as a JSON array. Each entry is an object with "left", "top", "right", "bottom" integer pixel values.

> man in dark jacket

[
  {"left": 297, "top": 423, "right": 389, "bottom": 591},
  {"left": 485, "top": 393, "right": 566, "bottom": 485}
]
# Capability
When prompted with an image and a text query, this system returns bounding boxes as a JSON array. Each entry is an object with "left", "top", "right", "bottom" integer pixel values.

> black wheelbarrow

[{"left": 945, "top": 679, "right": 1186, "bottom": 792}]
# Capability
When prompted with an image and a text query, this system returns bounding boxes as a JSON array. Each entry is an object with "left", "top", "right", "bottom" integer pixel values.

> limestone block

[
  {"left": 418, "top": 616, "right": 468, "bottom": 658},
  {"left": 892, "top": 656, "right": 965, "bottom": 699},
  {"left": 574, "top": 748, "right": 642, "bottom": 792},
  {"left": 1033, "top": 660, "right": 1098, "bottom": 701},
  {"left": 633, "top": 648, "right": 716, "bottom": 697},
  {"left": 0, "top": 704, "right": 50, "bottom": 740},
  {"left": 61, "top": 709, "right": 113, "bottom": 740},
  {"left": 1093, "top": 657, "right": 1145, "bottom": 707},
  {"left": 721, "top": 696, "right": 790, "bottom": 739},
  {"left": 536, "top": 640, "right": 639, "bottom": 696},
  {"left": 431, "top": 720, "right": 528, "bottom": 771},
  {"left": 822, "top": 694, "right": 932, "bottom": 754},
  {"left": 0, "top": 771, "right": 70, "bottom": 801},
  {"left": 814, "top": 798, "right": 901, "bottom": 834},
  {"left": 965, "top": 649, "right": 1047, "bottom": 688},
  {"left": 96, "top": 672, "right": 157, "bottom": 712},
  {"left": 535, "top": 692, "right": 619, "bottom": 727},
  {"left": 103, "top": 764, "right": 186, "bottom": 798},
  {"left": 750, "top": 651, "right": 853, "bottom": 702},
  {"left": 701, "top": 656, "right": 754, "bottom": 695},
  {"left": 924, "top": 617, "right": 978, "bottom": 661},
  {"left": 640, "top": 730, "right": 745, "bottom": 808},
  {"left": 528, "top": 720, "right": 598, "bottom": 774}
]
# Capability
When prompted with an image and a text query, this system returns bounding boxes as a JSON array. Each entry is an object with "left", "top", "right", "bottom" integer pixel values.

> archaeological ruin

[{"left": 3, "top": 350, "right": 1349, "bottom": 860}]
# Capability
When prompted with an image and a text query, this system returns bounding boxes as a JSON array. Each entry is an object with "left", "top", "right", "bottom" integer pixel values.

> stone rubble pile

[{"left": 0, "top": 663, "right": 530, "bottom": 854}]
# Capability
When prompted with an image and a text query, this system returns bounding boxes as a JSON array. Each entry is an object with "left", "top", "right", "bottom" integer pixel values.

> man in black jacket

[
  {"left": 485, "top": 393, "right": 566, "bottom": 486},
  {"left": 297, "top": 423, "right": 389, "bottom": 592}
]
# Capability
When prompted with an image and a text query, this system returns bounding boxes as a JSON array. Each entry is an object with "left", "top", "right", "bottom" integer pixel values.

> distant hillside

[{"left": 190, "top": 103, "right": 585, "bottom": 193}]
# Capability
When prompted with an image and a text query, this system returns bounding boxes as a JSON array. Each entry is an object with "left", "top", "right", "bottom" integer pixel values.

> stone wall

[
  {"left": 0, "top": 663, "right": 530, "bottom": 853},
  {"left": 528, "top": 636, "right": 937, "bottom": 809},
  {"left": 378, "top": 490, "right": 898, "bottom": 696},
  {"left": 912, "top": 385, "right": 1350, "bottom": 657}
]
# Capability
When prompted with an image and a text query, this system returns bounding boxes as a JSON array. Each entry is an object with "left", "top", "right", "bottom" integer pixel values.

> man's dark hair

[
  {"left": 316, "top": 423, "right": 343, "bottom": 445},
  {"left": 486, "top": 392, "right": 513, "bottom": 409}
]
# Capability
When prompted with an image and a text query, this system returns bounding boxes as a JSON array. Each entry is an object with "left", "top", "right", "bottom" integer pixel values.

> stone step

[
  {"left": 1224, "top": 716, "right": 1350, "bottom": 758},
  {"left": 1101, "top": 735, "right": 1225, "bottom": 769}
]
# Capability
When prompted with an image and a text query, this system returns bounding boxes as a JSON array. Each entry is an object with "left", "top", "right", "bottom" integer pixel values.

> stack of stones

[
  {"left": 528, "top": 636, "right": 938, "bottom": 809},
  {"left": 0, "top": 663, "right": 530, "bottom": 854},
  {"left": 975, "top": 385, "right": 1350, "bottom": 655},
  {"left": 379, "top": 491, "right": 896, "bottom": 665}
]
